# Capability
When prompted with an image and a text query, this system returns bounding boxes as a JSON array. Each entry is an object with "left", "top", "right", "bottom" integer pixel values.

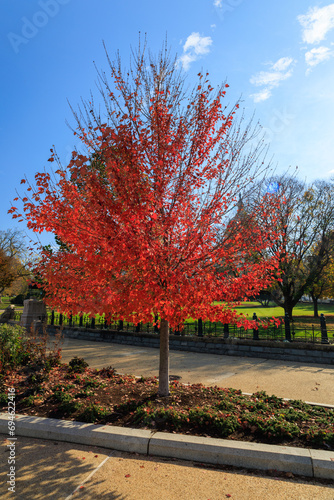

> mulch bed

[{"left": 1, "top": 360, "right": 334, "bottom": 451}]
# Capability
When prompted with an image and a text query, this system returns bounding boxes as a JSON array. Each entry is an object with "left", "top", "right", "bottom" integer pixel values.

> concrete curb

[{"left": 1, "top": 414, "right": 333, "bottom": 480}]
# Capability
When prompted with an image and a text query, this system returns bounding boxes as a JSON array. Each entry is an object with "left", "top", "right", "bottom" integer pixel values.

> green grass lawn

[
  {"left": 235, "top": 301, "right": 334, "bottom": 317},
  {"left": 234, "top": 301, "right": 334, "bottom": 326}
]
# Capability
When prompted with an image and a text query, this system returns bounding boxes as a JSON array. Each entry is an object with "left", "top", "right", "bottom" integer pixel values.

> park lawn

[
  {"left": 234, "top": 302, "right": 334, "bottom": 327},
  {"left": 235, "top": 301, "right": 334, "bottom": 318},
  {"left": 188, "top": 301, "right": 334, "bottom": 328}
]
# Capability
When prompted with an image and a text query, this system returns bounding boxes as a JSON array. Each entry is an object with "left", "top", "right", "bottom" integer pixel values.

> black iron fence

[{"left": 12, "top": 310, "right": 334, "bottom": 344}]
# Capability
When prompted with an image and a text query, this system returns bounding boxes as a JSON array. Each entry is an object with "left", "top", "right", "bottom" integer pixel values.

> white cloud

[
  {"left": 298, "top": 4, "right": 334, "bottom": 44},
  {"left": 183, "top": 33, "right": 212, "bottom": 55},
  {"left": 179, "top": 33, "right": 212, "bottom": 70},
  {"left": 213, "top": 0, "right": 222, "bottom": 6},
  {"left": 249, "top": 57, "right": 295, "bottom": 102},
  {"left": 250, "top": 68, "right": 293, "bottom": 88},
  {"left": 272, "top": 56, "right": 294, "bottom": 72},
  {"left": 305, "top": 46, "right": 334, "bottom": 73},
  {"left": 250, "top": 89, "right": 272, "bottom": 103}
]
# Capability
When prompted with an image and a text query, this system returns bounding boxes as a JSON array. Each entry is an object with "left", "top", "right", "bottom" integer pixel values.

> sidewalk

[{"left": 1, "top": 433, "right": 333, "bottom": 500}]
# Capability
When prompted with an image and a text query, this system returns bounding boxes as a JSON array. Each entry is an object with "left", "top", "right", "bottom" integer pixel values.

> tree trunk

[
  {"left": 158, "top": 318, "right": 170, "bottom": 397},
  {"left": 284, "top": 301, "right": 294, "bottom": 321},
  {"left": 310, "top": 291, "right": 319, "bottom": 318}
]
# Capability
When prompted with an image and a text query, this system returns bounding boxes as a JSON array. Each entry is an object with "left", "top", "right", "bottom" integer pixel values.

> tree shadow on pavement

[{"left": 0, "top": 434, "right": 126, "bottom": 500}]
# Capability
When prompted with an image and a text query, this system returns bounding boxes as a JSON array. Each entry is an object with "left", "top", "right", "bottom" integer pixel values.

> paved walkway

[
  {"left": 58, "top": 337, "right": 334, "bottom": 405},
  {"left": 1, "top": 336, "right": 333, "bottom": 499},
  {"left": 1, "top": 433, "right": 333, "bottom": 499}
]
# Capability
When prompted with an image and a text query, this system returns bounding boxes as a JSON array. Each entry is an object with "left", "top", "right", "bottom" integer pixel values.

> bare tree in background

[{"left": 247, "top": 176, "right": 334, "bottom": 318}]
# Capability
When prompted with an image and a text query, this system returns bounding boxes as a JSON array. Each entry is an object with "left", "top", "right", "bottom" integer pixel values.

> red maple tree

[{"left": 10, "top": 41, "right": 279, "bottom": 395}]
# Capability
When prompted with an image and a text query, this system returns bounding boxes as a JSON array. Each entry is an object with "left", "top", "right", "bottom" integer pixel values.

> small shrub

[
  {"left": 53, "top": 383, "right": 75, "bottom": 391},
  {"left": 68, "top": 357, "right": 89, "bottom": 373},
  {"left": 57, "top": 400, "right": 82, "bottom": 416},
  {"left": 0, "top": 392, "right": 7, "bottom": 407},
  {"left": 74, "top": 389, "right": 93, "bottom": 399},
  {"left": 0, "top": 324, "right": 29, "bottom": 372},
  {"left": 27, "top": 372, "right": 48, "bottom": 385},
  {"left": 21, "top": 395, "right": 36, "bottom": 407},
  {"left": 10, "top": 294, "right": 27, "bottom": 305},
  {"left": 215, "top": 399, "right": 235, "bottom": 412},
  {"left": 20, "top": 385, "right": 44, "bottom": 398},
  {"left": 306, "top": 427, "right": 334, "bottom": 447},
  {"left": 98, "top": 366, "right": 116, "bottom": 378},
  {"left": 77, "top": 403, "right": 110, "bottom": 422},
  {"left": 52, "top": 391, "right": 72, "bottom": 403},
  {"left": 241, "top": 413, "right": 300, "bottom": 441},
  {"left": 83, "top": 377, "right": 101, "bottom": 389},
  {"left": 0, "top": 323, "right": 62, "bottom": 374},
  {"left": 114, "top": 399, "right": 140, "bottom": 414}
]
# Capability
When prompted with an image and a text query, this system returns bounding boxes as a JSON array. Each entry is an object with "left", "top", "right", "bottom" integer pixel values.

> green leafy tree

[
  {"left": 307, "top": 242, "right": 334, "bottom": 317},
  {"left": 0, "top": 229, "right": 30, "bottom": 296}
]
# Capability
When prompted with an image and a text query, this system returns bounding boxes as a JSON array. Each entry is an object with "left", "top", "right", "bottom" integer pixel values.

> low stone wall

[{"left": 47, "top": 325, "right": 334, "bottom": 365}]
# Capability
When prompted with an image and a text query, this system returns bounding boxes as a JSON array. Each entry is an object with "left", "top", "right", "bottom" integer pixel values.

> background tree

[
  {"left": 247, "top": 176, "right": 334, "bottom": 319},
  {"left": 10, "top": 40, "right": 280, "bottom": 396},
  {"left": 0, "top": 229, "right": 30, "bottom": 297},
  {"left": 307, "top": 245, "right": 334, "bottom": 317}
]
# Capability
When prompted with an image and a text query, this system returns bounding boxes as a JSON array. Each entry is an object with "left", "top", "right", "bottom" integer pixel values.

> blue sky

[{"left": 1, "top": 0, "right": 334, "bottom": 245}]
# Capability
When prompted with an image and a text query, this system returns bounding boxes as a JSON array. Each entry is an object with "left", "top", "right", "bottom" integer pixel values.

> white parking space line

[{"left": 64, "top": 452, "right": 115, "bottom": 499}]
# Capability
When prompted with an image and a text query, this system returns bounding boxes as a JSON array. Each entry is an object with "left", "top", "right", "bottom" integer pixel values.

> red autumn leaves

[{"left": 10, "top": 48, "right": 281, "bottom": 332}]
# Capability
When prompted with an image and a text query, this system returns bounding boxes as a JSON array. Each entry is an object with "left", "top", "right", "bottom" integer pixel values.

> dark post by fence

[
  {"left": 174, "top": 324, "right": 181, "bottom": 335},
  {"left": 118, "top": 320, "right": 123, "bottom": 331},
  {"left": 90, "top": 317, "right": 95, "bottom": 329},
  {"left": 223, "top": 323, "right": 229, "bottom": 339},
  {"left": 320, "top": 313, "right": 329, "bottom": 344},
  {"left": 284, "top": 313, "right": 291, "bottom": 342},
  {"left": 197, "top": 318, "right": 203, "bottom": 337},
  {"left": 154, "top": 315, "right": 159, "bottom": 333},
  {"left": 79, "top": 315, "right": 83, "bottom": 328},
  {"left": 59, "top": 313, "right": 63, "bottom": 326},
  {"left": 69, "top": 314, "right": 73, "bottom": 327},
  {"left": 135, "top": 322, "right": 141, "bottom": 333},
  {"left": 253, "top": 313, "right": 259, "bottom": 340},
  {"left": 50, "top": 310, "right": 55, "bottom": 326}
]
